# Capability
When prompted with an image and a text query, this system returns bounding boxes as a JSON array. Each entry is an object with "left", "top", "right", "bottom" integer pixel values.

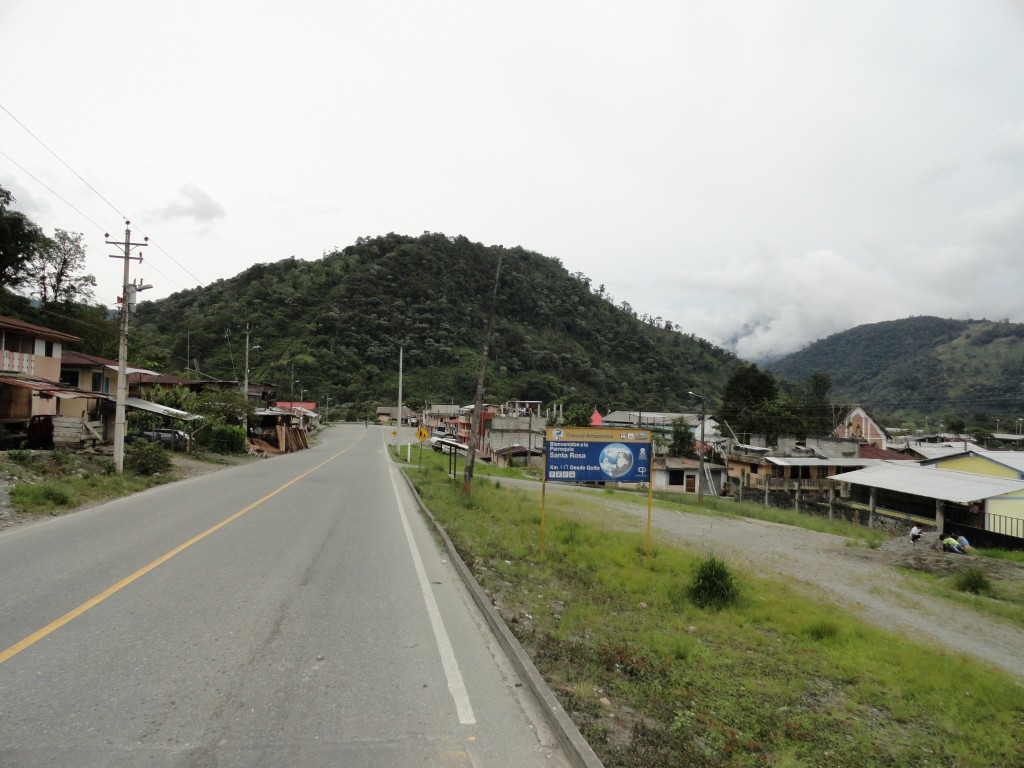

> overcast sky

[{"left": 3, "top": 1, "right": 1023, "bottom": 361}]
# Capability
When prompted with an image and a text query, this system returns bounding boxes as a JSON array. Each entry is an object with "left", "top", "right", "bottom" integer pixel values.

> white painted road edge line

[{"left": 389, "top": 463, "right": 477, "bottom": 725}]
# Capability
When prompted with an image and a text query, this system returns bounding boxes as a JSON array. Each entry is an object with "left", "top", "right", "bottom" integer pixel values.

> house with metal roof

[
  {"left": 602, "top": 409, "right": 720, "bottom": 440},
  {"left": 923, "top": 448, "right": 1024, "bottom": 479},
  {"left": 829, "top": 462, "right": 1024, "bottom": 544},
  {"left": 1, "top": 314, "right": 88, "bottom": 445},
  {"left": 725, "top": 435, "right": 881, "bottom": 495},
  {"left": 652, "top": 456, "right": 728, "bottom": 496}
]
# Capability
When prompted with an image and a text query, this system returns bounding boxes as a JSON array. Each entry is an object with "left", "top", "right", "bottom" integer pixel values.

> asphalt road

[{"left": 0, "top": 425, "right": 570, "bottom": 767}]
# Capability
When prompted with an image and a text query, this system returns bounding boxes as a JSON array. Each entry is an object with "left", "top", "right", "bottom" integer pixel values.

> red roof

[
  {"left": 0, "top": 314, "right": 82, "bottom": 343},
  {"left": 858, "top": 444, "right": 915, "bottom": 460},
  {"left": 590, "top": 409, "right": 604, "bottom": 426},
  {"left": 61, "top": 350, "right": 118, "bottom": 367},
  {"left": 128, "top": 372, "right": 197, "bottom": 387}
]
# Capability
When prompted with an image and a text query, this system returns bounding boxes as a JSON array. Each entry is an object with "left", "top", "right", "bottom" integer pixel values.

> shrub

[
  {"left": 210, "top": 425, "right": 246, "bottom": 454},
  {"left": 52, "top": 448, "right": 76, "bottom": 468},
  {"left": 805, "top": 619, "right": 841, "bottom": 641},
  {"left": 126, "top": 440, "right": 172, "bottom": 475},
  {"left": 688, "top": 554, "right": 739, "bottom": 609},
  {"left": 953, "top": 567, "right": 992, "bottom": 595},
  {"left": 7, "top": 448, "right": 31, "bottom": 463},
  {"left": 10, "top": 481, "right": 74, "bottom": 512}
]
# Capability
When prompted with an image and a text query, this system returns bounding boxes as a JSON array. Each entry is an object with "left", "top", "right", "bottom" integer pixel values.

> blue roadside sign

[{"left": 544, "top": 426, "right": 651, "bottom": 483}]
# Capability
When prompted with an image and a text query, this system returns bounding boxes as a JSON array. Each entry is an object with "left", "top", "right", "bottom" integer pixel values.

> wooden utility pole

[
  {"left": 107, "top": 222, "right": 149, "bottom": 474},
  {"left": 463, "top": 248, "right": 503, "bottom": 492}
]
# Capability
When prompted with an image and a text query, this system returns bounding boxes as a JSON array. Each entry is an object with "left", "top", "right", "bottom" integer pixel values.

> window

[
  {"left": 92, "top": 372, "right": 103, "bottom": 392},
  {"left": 44, "top": 341, "right": 54, "bottom": 357},
  {"left": 62, "top": 371, "right": 80, "bottom": 387},
  {"left": 3, "top": 333, "right": 30, "bottom": 353}
]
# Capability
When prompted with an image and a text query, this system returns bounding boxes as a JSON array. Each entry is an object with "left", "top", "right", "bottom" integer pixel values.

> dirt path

[{"left": 615, "top": 498, "right": 1024, "bottom": 682}]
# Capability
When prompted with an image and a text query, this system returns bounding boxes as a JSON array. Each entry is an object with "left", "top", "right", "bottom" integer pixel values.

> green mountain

[
  {"left": 766, "top": 316, "right": 1024, "bottom": 423},
  {"left": 130, "top": 232, "right": 739, "bottom": 416}
]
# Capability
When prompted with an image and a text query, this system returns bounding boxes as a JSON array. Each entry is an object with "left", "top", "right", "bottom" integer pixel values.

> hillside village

[{"left": 5, "top": 312, "right": 1023, "bottom": 552}]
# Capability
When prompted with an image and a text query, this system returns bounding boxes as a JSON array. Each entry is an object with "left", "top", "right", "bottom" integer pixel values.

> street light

[{"left": 688, "top": 390, "right": 707, "bottom": 504}]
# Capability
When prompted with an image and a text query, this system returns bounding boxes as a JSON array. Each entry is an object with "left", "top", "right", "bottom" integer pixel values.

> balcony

[{"left": 1, "top": 349, "right": 35, "bottom": 376}]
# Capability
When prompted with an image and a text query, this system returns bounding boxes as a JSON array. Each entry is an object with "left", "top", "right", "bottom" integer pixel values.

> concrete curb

[{"left": 399, "top": 472, "right": 605, "bottom": 768}]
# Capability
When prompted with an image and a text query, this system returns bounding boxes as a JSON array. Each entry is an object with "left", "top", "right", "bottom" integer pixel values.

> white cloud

[{"left": 151, "top": 184, "right": 225, "bottom": 224}]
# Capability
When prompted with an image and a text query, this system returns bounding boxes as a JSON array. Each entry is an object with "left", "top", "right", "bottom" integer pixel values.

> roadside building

[
  {"left": 1, "top": 315, "right": 95, "bottom": 447},
  {"left": 829, "top": 462, "right": 1024, "bottom": 545}
]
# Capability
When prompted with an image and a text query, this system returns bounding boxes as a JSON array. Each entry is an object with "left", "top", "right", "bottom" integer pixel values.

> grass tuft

[
  {"left": 688, "top": 554, "right": 739, "bottom": 609},
  {"left": 953, "top": 567, "right": 992, "bottom": 595}
]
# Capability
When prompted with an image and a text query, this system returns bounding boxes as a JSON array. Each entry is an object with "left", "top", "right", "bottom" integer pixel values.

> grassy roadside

[
  {"left": 402, "top": 452, "right": 1024, "bottom": 767},
  {"left": 0, "top": 447, "right": 239, "bottom": 517},
  {"left": 893, "top": 566, "right": 1024, "bottom": 631}
]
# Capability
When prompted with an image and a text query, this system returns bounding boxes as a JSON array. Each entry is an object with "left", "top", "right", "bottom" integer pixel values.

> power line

[
  {"left": 0, "top": 148, "right": 107, "bottom": 233},
  {"left": 1, "top": 102, "right": 128, "bottom": 221},
  {"left": 0, "top": 102, "right": 206, "bottom": 290}
]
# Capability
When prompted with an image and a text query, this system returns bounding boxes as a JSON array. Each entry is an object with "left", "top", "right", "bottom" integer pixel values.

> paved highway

[{"left": 0, "top": 424, "right": 571, "bottom": 767}]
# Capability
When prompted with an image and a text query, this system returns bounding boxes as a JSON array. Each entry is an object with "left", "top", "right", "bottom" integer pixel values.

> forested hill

[
  {"left": 131, "top": 232, "right": 738, "bottom": 414},
  {"left": 766, "top": 316, "right": 1024, "bottom": 420}
]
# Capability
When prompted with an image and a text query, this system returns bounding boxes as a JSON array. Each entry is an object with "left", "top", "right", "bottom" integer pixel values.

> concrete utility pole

[
  {"left": 242, "top": 325, "right": 259, "bottom": 435},
  {"left": 397, "top": 345, "right": 403, "bottom": 433},
  {"left": 107, "top": 223, "right": 149, "bottom": 475},
  {"left": 689, "top": 388, "right": 707, "bottom": 504}
]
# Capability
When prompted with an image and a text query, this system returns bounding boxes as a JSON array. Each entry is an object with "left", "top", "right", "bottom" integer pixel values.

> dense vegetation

[
  {"left": 768, "top": 316, "right": 1024, "bottom": 427},
  {"left": 131, "top": 233, "right": 739, "bottom": 416},
  {"left": 9, "top": 178, "right": 1024, "bottom": 433}
]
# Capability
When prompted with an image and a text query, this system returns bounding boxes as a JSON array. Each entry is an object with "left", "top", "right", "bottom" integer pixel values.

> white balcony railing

[{"left": 1, "top": 350, "right": 34, "bottom": 375}]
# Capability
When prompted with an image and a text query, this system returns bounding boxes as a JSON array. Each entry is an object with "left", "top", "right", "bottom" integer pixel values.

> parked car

[
  {"left": 429, "top": 435, "right": 468, "bottom": 453},
  {"left": 26, "top": 415, "right": 54, "bottom": 449},
  {"left": 128, "top": 428, "right": 190, "bottom": 451}
]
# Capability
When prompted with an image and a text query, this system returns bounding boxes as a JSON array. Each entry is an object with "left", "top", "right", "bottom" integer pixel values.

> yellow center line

[{"left": 0, "top": 439, "right": 359, "bottom": 665}]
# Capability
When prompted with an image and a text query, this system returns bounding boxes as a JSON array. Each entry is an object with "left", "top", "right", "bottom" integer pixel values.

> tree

[
  {"left": 668, "top": 417, "right": 695, "bottom": 458},
  {"left": 718, "top": 363, "right": 779, "bottom": 431},
  {"left": 792, "top": 372, "right": 835, "bottom": 438},
  {"left": 741, "top": 399, "right": 799, "bottom": 445},
  {"left": 0, "top": 185, "right": 46, "bottom": 292},
  {"left": 25, "top": 229, "right": 97, "bottom": 304},
  {"left": 562, "top": 403, "right": 593, "bottom": 427}
]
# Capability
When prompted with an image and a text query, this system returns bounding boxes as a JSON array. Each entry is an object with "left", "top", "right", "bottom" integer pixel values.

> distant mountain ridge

[
  {"left": 766, "top": 316, "right": 1024, "bottom": 420},
  {"left": 130, "top": 232, "right": 740, "bottom": 414}
]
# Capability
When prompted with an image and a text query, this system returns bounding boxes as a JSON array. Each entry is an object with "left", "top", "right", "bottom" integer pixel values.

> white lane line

[{"left": 389, "top": 465, "right": 477, "bottom": 725}]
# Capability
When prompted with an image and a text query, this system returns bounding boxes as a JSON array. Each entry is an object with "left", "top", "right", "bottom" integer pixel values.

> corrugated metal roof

[
  {"left": 0, "top": 375, "right": 111, "bottom": 400},
  {"left": 971, "top": 449, "right": 1024, "bottom": 474},
  {"left": 828, "top": 463, "right": 1024, "bottom": 502},
  {"left": 903, "top": 442, "right": 986, "bottom": 460},
  {"left": 767, "top": 457, "right": 885, "bottom": 467},
  {"left": 124, "top": 396, "right": 201, "bottom": 421}
]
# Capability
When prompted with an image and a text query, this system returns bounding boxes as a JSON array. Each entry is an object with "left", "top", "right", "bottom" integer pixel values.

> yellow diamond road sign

[{"left": 416, "top": 427, "right": 430, "bottom": 442}]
